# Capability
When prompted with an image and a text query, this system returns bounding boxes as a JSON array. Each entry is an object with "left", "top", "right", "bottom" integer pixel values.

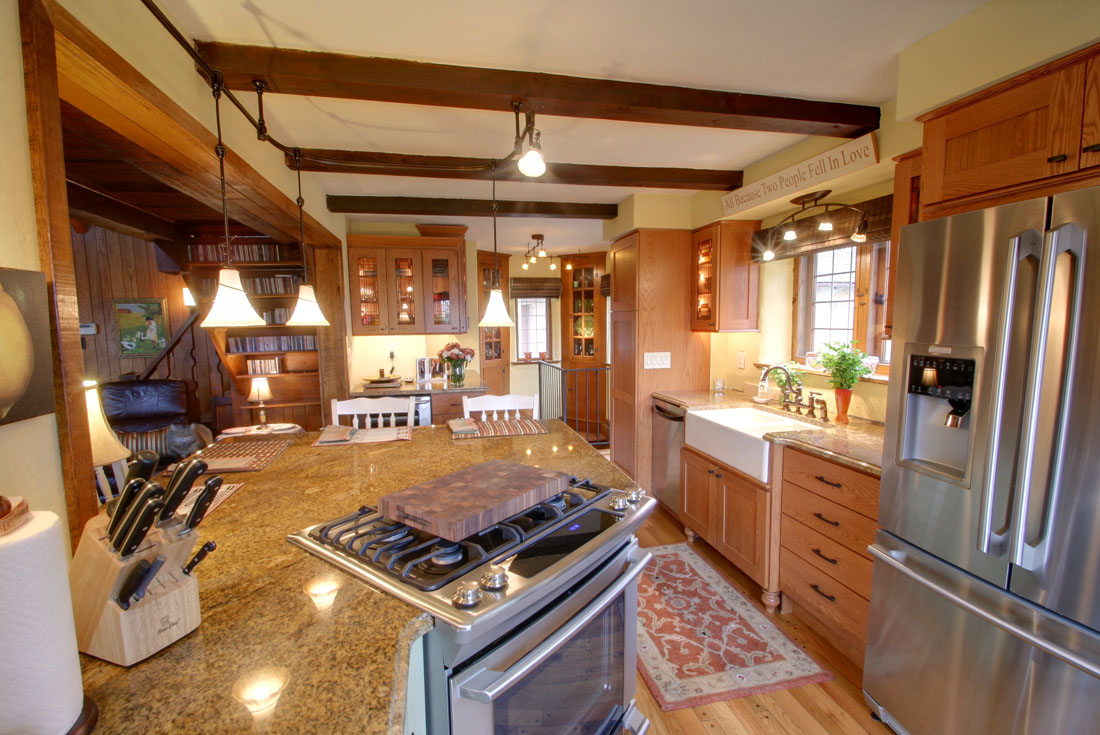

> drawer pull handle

[
  {"left": 810, "top": 584, "right": 836, "bottom": 602},
  {"left": 1047, "top": 154, "right": 1068, "bottom": 163},
  {"left": 812, "top": 548, "right": 839, "bottom": 564},
  {"left": 1084, "top": 143, "right": 1100, "bottom": 153},
  {"left": 813, "top": 512, "right": 840, "bottom": 527},
  {"left": 715, "top": 473, "right": 723, "bottom": 479},
  {"left": 815, "top": 475, "right": 842, "bottom": 488},
  {"left": 708, "top": 469, "right": 715, "bottom": 475}
]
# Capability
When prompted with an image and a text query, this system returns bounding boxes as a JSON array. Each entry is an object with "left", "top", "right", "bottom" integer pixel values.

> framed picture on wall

[
  {"left": 0, "top": 267, "right": 55, "bottom": 426},
  {"left": 114, "top": 298, "right": 169, "bottom": 357}
]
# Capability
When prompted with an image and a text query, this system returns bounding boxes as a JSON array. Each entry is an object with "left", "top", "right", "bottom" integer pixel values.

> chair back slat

[
  {"left": 462, "top": 393, "right": 539, "bottom": 422},
  {"left": 331, "top": 396, "right": 416, "bottom": 428}
]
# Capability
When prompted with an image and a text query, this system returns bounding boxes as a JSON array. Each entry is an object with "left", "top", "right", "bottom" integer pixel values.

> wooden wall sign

[{"left": 722, "top": 133, "right": 879, "bottom": 216}]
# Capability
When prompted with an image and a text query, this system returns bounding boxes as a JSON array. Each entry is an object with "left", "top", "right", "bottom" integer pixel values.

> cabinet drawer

[
  {"left": 782, "top": 483, "right": 877, "bottom": 556},
  {"left": 781, "top": 515, "right": 872, "bottom": 599},
  {"left": 783, "top": 450, "right": 879, "bottom": 518},
  {"left": 781, "top": 548, "right": 869, "bottom": 644}
]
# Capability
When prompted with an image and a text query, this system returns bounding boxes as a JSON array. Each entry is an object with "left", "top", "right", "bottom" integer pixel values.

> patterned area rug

[{"left": 637, "top": 543, "right": 832, "bottom": 710}]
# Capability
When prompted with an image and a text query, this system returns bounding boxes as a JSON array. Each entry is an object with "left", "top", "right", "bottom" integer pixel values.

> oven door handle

[{"left": 458, "top": 543, "right": 652, "bottom": 704}]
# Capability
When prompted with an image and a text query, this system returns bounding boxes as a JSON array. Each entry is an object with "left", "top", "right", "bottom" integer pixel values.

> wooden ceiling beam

[
  {"left": 198, "top": 42, "right": 879, "bottom": 138},
  {"left": 327, "top": 196, "right": 618, "bottom": 219},
  {"left": 291, "top": 149, "right": 742, "bottom": 190},
  {"left": 66, "top": 180, "right": 190, "bottom": 243}
]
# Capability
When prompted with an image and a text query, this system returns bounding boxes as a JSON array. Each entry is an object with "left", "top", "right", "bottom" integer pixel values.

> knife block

[{"left": 69, "top": 512, "right": 202, "bottom": 666}]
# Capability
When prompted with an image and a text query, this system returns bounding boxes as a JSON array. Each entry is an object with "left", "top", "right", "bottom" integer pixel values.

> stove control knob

[
  {"left": 479, "top": 565, "right": 509, "bottom": 592},
  {"left": 452, "top": 582, "right": 484, "bottom": 608},
  {"left": 627, "top": 488, "right": 646, "bottom": 504},
  {"left": 609, "top": 494, "right": 630, "bottom": 511}
]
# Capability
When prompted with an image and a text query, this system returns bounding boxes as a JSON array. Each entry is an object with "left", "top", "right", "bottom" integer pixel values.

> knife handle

[
  {"left": 133, "top": 554, "right": 167, "bottom": 601},
  {"left": 118, "top": 498, "right": 165, "bottom": 557},
  {"left": 115, "top": 559, "right": 151, "bottom": 611},
  {"left": 160, "top": 458, "right": 208, "bottom": 522},
  {"left": 182, "top": 476, "right": 223, "bottom": 533},
  {"left": 106, "top": 478, "right": 146, "bottom": 535},
  {"left": 123, "top": 450, "right": 160, "bottom": 487},
  {"left": 110, "top": 482, "right": 164, "bottom": 552},
  {"left": 182, "top": 541, "right": 216, "bottom": 576}
]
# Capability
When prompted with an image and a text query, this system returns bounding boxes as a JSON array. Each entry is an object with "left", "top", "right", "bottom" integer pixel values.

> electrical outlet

[
  {"left": 79, "top": 323, "right": 98, "bottom": 335},
  {"left": 643, "top": 352, "right": 671, "bottom": 369},
  {"left": 737, "top": 351, "right": 746, "bottom": 369}
]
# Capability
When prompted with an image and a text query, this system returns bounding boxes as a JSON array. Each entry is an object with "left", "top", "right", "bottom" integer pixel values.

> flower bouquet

[{"left": 438, "top": 342, "right": 475, "bottom": 385}]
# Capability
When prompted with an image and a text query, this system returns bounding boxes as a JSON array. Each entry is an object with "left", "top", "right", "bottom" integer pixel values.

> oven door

[{"left": 449, "top": 541, "right": 651, "bottom": 735}]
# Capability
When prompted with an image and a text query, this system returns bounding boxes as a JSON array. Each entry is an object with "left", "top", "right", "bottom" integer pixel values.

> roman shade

[{"left": 509, "top": 277, "right": 562, "bottom": 299}]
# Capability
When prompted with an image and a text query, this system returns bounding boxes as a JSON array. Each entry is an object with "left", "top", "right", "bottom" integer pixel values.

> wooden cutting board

[{"left": 378, "top": 460, "right": 571, "bottom": 541}]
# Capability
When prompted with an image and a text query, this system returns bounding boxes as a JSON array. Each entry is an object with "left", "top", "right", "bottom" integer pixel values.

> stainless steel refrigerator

[{"left": 864, "top": 186, "right": 1100, "bottom": 734}]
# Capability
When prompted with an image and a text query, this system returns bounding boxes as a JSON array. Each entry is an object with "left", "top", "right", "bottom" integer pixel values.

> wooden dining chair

[
  {"left": 462, "top": 393, "right": 539, "bottom": 421},
  {"left": 330, "top": 396, "right": 416, "bottom": 429}
]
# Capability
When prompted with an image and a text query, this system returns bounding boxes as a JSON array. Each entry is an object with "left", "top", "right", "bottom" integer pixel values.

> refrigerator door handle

[
  {"left": 1010, "top": 223, "right": 1086, "bottom": 572},
  {"left": 868, "top": 543, "right": 1100, "bottom": 679},
  {"left": 978, "top": 231, "right": 1042, "bottom": 555}
]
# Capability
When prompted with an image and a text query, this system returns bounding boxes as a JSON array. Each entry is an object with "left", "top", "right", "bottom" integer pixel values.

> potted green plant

[
  {"left": 819, "top": 341, "right": 873, "bottom": 424},
  {"left": 772, "top": 361, "right": 804, "bottom": 391}
]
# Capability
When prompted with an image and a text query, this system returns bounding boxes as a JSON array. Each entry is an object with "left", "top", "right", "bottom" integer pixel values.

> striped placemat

[{"left": 453, "top": 419, "right": 549, "bottom": 439}]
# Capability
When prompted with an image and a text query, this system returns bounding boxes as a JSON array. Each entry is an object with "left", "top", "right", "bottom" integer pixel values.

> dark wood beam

[
  {"left": 198, "top": 42, "right": 879, "bottom": 138},
  {"left": 327, "top": 196, "right": 618, "bottom": 219},
  {"left": 66, "top": 180, "right": 190, "bottom": 243},
  {"left": 291, "top": 149, "right": 742, "bottom": 190}
]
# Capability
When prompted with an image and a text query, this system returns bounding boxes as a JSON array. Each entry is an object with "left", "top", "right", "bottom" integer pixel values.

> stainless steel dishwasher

[{"left": 651, "top": 399, "right": 686, "bottom": 516}]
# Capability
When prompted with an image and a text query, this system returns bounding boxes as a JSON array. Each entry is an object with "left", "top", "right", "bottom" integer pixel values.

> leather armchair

[{"left": 99, "top": 379, "right": 188, "bottom": 433}]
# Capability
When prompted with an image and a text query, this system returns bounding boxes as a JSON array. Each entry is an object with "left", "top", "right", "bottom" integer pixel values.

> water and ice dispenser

[{"left": 899, "top": 354, "right": 976, "bottom": 480}]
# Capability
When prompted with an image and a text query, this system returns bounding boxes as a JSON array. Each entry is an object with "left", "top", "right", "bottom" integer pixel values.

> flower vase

[
  {"left": 449, "top": 361, "right": 466, "bottom": 386},
  {"left": 834, "top": 388, "right": 853, "bottom": 424}
]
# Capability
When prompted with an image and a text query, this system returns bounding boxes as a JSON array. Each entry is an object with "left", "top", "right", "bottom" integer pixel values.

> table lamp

[
  {"left": 248, "top": 377, "right": 273, "bottom": 430},
  {"left": 84, "top": 380, "right": 131, "bottom": 493}
]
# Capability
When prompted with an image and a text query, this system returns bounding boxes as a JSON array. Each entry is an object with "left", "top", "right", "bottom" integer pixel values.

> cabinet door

[
  {"left": 715, "top": 222, "right": 759, "bottom": 331},
  {"left": 1081, "top": 57, "right": 1100, "bottom": 170},
  {"left": 388, "top": 249, "right": 425, "bottom": 333},
  {"left": 349, "top": 247, "right": 389, "bottom": 335},
  {"left": 423, "top": 249, "right": 464, "bottom": 333},
  {"left": 885, "top": 150, "right": 922, "bottom": 338},
  {"left": 922, "top": 63, "right": 1086, "bottom": 203},
  {"left": 680, "top": 449, "right": 714, "bottom": 540},
  {"left": 610, "top": 233, "right": 638, "bottom": 311},
  {"left": 712, "top": 467, "right": 768, "bottom": 585},
  {"left": 562, "top": 255, "right": 606, "bottom": 364},
  {"left": 610, "top": 310, "right": 636, "bottom": 478},
  {"left": 691, "top": 225, "right": 718, "bottom": 331}
]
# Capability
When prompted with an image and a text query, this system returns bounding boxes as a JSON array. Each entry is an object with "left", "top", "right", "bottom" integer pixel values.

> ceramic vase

[{"left": 834, "top": 387, "right": 853, "bottom": 424}]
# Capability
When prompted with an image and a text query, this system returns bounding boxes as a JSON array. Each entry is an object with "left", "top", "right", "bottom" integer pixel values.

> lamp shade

[
  {"left": 248, "top": 377, "right": 273, "bottom": 403},
  {"left": 182, "top": 286, "right": 196, "bottom": 307},
  {"left": 84, "top": 380, "right": 130, "bottom": 467},
  {"left": 517, "top": 147, "right": 546, "bottom": 177},
  {"left": 200, "top": 268, "right": 266, "bottom": 328},
  {"left": 479, "top": 288, "right": 514, "bottom": 327},
  {"left": 285, "top": 284, "right": 329, "bottom": 327}
]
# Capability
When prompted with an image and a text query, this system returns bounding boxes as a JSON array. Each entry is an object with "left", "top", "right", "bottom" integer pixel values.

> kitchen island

[{"left": 79, "top": 420, "right": 635, "bottom": 735}]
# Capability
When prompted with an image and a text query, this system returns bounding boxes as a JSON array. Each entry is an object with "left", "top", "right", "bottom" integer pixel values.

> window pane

[
  {"left": 815, "top": 250, "right": 833, "bottom": 275},
  {"left": 806, "top": 246, "right": 857, "bottom": 354},
  {"left": 515, "top": 298, "right": 550, "bottom": 358}
]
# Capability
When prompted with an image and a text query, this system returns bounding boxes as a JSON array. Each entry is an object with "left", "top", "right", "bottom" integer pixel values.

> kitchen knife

[
  {"left": 132, "top": 554, "right": 166, "bottom": 602},
  {"left": 109, "top": 481, "right": 164, "bottom": 552},
  {"left": 181, "top": 476, "right": 222, "bottom": 534},
  {"left": 182, "top": 541, "right": 216, "bottom": 576},
  {"left": 122, "top": 450, "right": 160, "bottom": 487},
  {"left": 105, "top": 478, "right": 146, "bottom": 538},
  {"left": 159, "top": 458, "right": 208, "bottom": 523},
  {"left": 116, "top": 496, "right": 165, "bottom": 557},
  {"left": 115, "top": 558, "right": 150, "bottom": 610}
]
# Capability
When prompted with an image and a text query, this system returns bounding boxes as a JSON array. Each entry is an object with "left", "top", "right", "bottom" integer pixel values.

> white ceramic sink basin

[{"left": 684, "top": 407, "right": 817, "bottom": 483}]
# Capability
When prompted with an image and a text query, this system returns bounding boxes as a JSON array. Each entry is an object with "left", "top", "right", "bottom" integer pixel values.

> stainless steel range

[{"left": 289, "top": 477, "right": 655, "bottom": 735}]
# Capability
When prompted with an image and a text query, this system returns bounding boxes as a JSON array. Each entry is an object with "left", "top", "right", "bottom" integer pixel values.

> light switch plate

[
  {"left": 79, "top": 323, "right": 98, "bottom": 335},
  {"left": 737, "top": 351, "right": 746, "bottom": 369},
  {"left": 643, "top": 352, "right": 671, "bottom": 369}
]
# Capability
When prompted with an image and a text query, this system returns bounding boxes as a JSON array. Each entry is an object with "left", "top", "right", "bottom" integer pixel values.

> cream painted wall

[
  {"left": 0, "top": 0, "right": 70, "bottom": 547},
  {"left": 603, "top": 192, "right": 694, "bottom": 241},
  {"left": 897, "top": 0, "right": 1100, "bottom": 121}
]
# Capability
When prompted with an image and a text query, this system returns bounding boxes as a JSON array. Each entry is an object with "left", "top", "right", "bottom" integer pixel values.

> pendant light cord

[
  {"left": 492, "top": 161, "right": 500, "bottom": 289},
  {"left": 294, "top": 148, "right": 310, "bottom": 286},
  {"left": 212, "top": 73, "right": 231, "bottom": 266}
]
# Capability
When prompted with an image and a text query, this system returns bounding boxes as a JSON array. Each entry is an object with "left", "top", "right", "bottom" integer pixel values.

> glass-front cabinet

[
  {"left": 347, "top": 239, "right": 467, "bottom": 336},
  {"left": 690, "top": 222, "right": 759, "bottom": 332},
  {"left": 561, "top": 254, "right": 605, "bottom": 365},
  {"left": 692, "top": 228, "right": 717, "bottom": 330}
]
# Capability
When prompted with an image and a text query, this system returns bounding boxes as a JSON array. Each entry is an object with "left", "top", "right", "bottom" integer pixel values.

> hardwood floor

[{"left": 634, "top": 506, "right": 892, "bottom": 735}]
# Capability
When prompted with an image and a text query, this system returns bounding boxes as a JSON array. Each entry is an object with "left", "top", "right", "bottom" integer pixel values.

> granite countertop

[
  {"left": 81, "top": 421, "right": 632, "bottom": 735},
  {"left": 353, "top": 370, "right": 489, "bottom": 396},
  {"left": 653, "top": 389, "right": 886, "bottom": 476}
]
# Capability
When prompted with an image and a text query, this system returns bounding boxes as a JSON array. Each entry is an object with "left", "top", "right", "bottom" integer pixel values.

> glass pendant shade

[
  {"left": 84, "top": 380, "right": 130, "bottom": 466},
  {"left": 762, "top": 249, "right": 776, "bottom": 262},
  {"left": 517, "top": 146, "right": 546, "bottom": 177},
  {"left": 783, "top": 227, "right": 797, "bottom": 241},
  {"left": 201, "top": 268, "right": 266, "bottom": 327},
  {"left": 521, "top": 262, "right": 529, "bottom": 270},
  {"left": 479, "top": 288, "right": 514, "bottom": 327},
  {"left": 286, "top": 284, "right": 330, "bottom": 326},
  {"left": 818, "top": 219, "right": 833, "bottom": 232}
]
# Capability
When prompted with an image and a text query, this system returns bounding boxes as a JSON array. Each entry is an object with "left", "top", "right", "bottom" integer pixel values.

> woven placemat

[
  {"left": 171, "top": 439, "right": 293, "bottom": 473},
  {"left": 453, "top": 419, "right": 549, "bottom": 439}
]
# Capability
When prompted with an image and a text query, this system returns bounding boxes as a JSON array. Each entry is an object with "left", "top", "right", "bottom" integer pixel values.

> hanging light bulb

[
  {"left": 479, "top": 163, "right": 515, "bottom": 328},
  {"left": 818, "top": 206, "right": 833, "bottom": 232},
  {"left": 550, "top": 259, "right": 558, "bottom": 271},
  {"left": 521, "top": 261, "right": 530, "bottom": 270},
  {"left": 762, "top": 249, "right": 776, "bottom": 262},
  {"left": 529, "top": 254, "right": 537, "bottom": 264},
  {"left": 285, "top": 149, "right": 330, "bottom": 327},
  {"left": 565, "top": 262, "right": 573, "bottom": 271},
  {"left": 850, "top": 218, "right": 869, "bottom": 243},
  {"left": 783, "top": 225, "right": 797, "bottom": 241},
  {"left": 517, "top": 129, "right": 546, "bottom": 177}
]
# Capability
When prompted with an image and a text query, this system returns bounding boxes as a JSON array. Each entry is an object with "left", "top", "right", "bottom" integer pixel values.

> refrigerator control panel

[{"left": 907, "top": 355, "right": 975, "bottom": 400}]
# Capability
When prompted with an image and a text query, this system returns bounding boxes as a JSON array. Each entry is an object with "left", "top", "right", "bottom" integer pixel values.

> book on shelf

[
  {"left": 241, "top": 275, "right": 301, "bottom": 295},
  {"left": 262, "top": 307, "right": 293, "bottom": 325},
  {"left": 188, "top": 243, "right": 288, "bottom": 264},
  {"left": 227, "top": 335, "right": 317, "bottom": 353},
  {"left": 246, "top": 357, "right": 283, "bottom": 375}
]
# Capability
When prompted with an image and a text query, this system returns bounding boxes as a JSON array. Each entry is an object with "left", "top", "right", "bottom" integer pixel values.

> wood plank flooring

[{"left": 634, "top": 506, "right": 892, "bottom": 735}]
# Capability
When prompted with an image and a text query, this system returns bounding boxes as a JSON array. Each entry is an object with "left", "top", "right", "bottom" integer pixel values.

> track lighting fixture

[
  {"left": 763, "top": 190, "right": 870, "bottom": 261},
  {"left": 850, "top": 218, "right": 869, "bottom": 243}
]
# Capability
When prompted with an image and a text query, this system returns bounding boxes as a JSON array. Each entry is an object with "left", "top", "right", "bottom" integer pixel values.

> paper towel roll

[{"left": 0, "top": 511, "right": 84, "bottom": 735}]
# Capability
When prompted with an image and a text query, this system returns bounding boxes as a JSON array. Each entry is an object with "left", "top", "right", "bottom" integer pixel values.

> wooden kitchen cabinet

[
  {"left": 690, "top": 221, "right": 759, "bottom": 332},
  {"left": 885, "top": 149, "right": 922, "bottom": 337},
  {"left": 347, "top": 235, "right": 467, "bottom": 335},
  {"left": 609, "top": 232, "right": 638, "bottom": 311},
  {"left": 680, "top": 445, "right": 770, "bottom": 588}
]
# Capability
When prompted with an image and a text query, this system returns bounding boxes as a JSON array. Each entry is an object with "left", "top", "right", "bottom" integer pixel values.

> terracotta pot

[{"left": 834, "top": 387, "right": 853, "bottom": 424}]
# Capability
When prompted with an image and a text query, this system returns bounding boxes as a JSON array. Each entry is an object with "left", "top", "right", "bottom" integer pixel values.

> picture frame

[
  {"left": 114, "top": 298, "right": 169, "bottom": 357},
  {"left": 0, "top": 267, "right": 55, "bottom": 426}
]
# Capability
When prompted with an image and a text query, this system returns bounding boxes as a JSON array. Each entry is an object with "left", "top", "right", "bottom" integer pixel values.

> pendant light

[
  {"left": 479, "top": 162, "right": 515, "bottom": 328},
  {"left": 201, "top": 74, "right": 266, "bottom": 328},
  {"left": 285, "top": 149, "right": 330, "bottom": 327}
]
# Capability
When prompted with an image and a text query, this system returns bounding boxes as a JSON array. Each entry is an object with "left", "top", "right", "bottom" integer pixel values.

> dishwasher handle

[{"left": 653, "top": 402, "right": 686, "bottom": 422}]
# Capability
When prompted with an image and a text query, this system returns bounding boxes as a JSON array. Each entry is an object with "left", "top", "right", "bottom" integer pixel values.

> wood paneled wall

[{"left": 70, "top": 225, "right": 227, "bottom": 423}]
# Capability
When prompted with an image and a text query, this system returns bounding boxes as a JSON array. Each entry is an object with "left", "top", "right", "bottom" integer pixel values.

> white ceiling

[{"left": 160, "top": 0, "right": 986, "bottom": 252}]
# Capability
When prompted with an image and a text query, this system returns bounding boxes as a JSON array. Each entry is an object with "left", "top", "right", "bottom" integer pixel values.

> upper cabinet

[
  {"left": 690, "top": 221, "right": 759, "bottom": 332},
  {"left": 921, "top": 45, "right": 1100, "bottom": 210},
  {"left": 347, "top": 235, "right": 467, "bottom": 336}
]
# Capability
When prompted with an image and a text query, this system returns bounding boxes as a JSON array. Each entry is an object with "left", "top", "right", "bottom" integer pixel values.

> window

[
  {"left": 796, "top": 242, "right": 891, "bottom": 367},
  {"left": 514, "top": 297, "right": 551, "bottom": 360}
]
